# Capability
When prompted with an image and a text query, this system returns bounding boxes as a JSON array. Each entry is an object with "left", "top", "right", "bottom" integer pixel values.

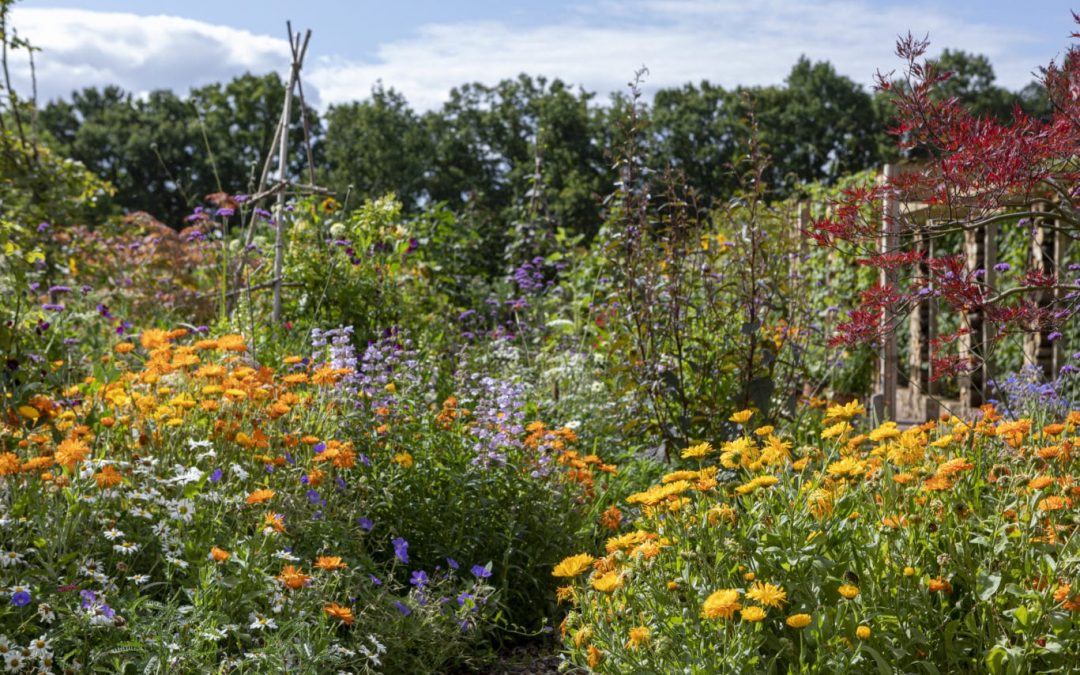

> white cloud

[
  {"left": 8, "top": 7, "right": 291, "bottom": 103},
  {"left": 309, "top": 0, "right": 1045, "bottom": 111},
  {"left": 6, "top": 2, "right": 1055, "bottom": 114}
]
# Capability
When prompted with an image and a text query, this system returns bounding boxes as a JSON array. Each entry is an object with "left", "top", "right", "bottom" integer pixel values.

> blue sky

[{"left": 10, "top": 1, "right": 1078, "bottom": 110}]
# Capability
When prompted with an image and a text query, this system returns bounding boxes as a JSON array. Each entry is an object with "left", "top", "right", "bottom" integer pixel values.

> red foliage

[{"left": 807, "top": 17, "right": 1080, "bottom": 366}]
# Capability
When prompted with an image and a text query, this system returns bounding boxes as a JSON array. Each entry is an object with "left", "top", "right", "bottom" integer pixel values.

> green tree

[
  {"left": 189, "top": 71, "right": 322, "bottom": 197},
  {"left": 323, "top": 84, "right": 430, "bottom": 211},
  {"left": 742, "top": 57, "right": 884, "bottom": 191}
]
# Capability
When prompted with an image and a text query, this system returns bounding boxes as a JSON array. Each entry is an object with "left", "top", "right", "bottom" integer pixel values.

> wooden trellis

[
  {"left": 877, "top": 166, "right": 1072, "bottom": 422},
  {"left": 794, "top": 163, "right": 1073, "bottom": 423}
]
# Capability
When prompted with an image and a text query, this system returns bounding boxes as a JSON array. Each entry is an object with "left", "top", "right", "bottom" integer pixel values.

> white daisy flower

[
  {"left": 248, "top": 613, "right": 276, "bottom": 631},
  {"left": 113, "top": 542, "right": 139, "bottom": 556}
]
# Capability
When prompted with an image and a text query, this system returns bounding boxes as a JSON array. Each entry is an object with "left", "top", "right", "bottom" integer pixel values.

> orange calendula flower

[
  {"left": 114, "top": 342, "right": 136, "bottom": 354},
  {"left": 1038, "top": 496, "right": 1072, "bottom": 511},
  {"left": 94, "top": 465, "right": 123, "bottom": 489},
  {"left": 315, "top": 556, "right": 347, "bottom": 571},
  {"left": 263, "top": 512, "right": 286, "bottom": 533},
  {"left": 210, "top": 547, "right": 230, "bottom": 562},
  {"left": 0, "top": 453, "right": 20, "bottom": 476},
  {"left": 56, "top": 437, "right": 89, "bottom": 468},
  {"left": 627, "top": 625, "right": 651, "bottom": 648},
  {"left": 928, "top": 577, "right": 953, "bottom": 594},
  {"left": 599, "top": 505, "right": 622, "bottom": 530},
  {"left": 324, "top": 602, "right": 354, "bottom": 625},
  {"left": 139, "top": 329, "right": 171, "bottom": 350},
  {"left": 278, "top": 565, "right": 311, "bottom": 590},
  {"left": 587, "top": 645, "right": 602, "bottom": 668},
  {"left": 217, "top": 334, "right": 247, "bottom": 352},
  {"left": 936, "top": 457, "right": 974, "bottom": 476},
  {"left": 245, "top": 488, "right": 275, "bottom": 505},
  {"left": 1028, "top": 475, "right": 1055, "bottom": 490}
]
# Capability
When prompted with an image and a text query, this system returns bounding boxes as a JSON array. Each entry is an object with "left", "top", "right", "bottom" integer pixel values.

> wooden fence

[{"left": 799, "top": 163, "right": 1072, "bottom": 424}]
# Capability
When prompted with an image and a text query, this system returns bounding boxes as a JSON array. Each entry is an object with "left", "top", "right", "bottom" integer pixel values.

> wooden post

[
  {"left": 1023, "top": 202, "right": 1061, "bottom": 376},
  {"left": 272, "top": 25, "right": 309, "bottom": 324},
  {"left": 958, "top": 222, "right": 995, "bottom": 413},
  {"left": 907, "top": 221, "right": 938, "bottom": 422},
  {"left": 876, "top": 164, "right": 900, "bottom": 422}
]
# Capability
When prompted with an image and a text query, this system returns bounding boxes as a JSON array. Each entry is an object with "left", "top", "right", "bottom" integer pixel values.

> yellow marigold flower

[
  {"left": 702, "top": 589, "right": 742, "bottom": 620},
  {"left": 591, "top": 572, "right": 622, "bottom": 593},
  {"left": 210, "top": 547, "right": 230, "bottom": 562},
  {"left": 808, "top": 489, "right": 834, "bottom": 519},
  {"left": 786, "top": 613, "right": 812, "bottom": 629},
  {"left": 708, "top": 504, "right": 737, "bottom": 525},
  {"left": 827, "top": 457, "right": 865, "bottom": 479},
  {"left": 930, "top": 435, "right": 953, "bottom": 448},
  {"left": 662, "top": 470, "right": 698, "bottom": 483},
  {"left": 821, "top": 421, "right": 853, "bottom": 440},
  {"left": 838, "top": 584, "right": 859, "bottom": 599},
  {"left": 315, "top": 556, "right": 347, "bottom": 571},
  {"left": 278, "top": 565, "right": 311, "bottom": 590},
  {"left": 555, "top": 585, "right": 576, "bottom": 605},
  {"left": 553, "top": 553, "right": 595, "bottom": 578},
  {"left": 746, "top": 581, "right": 786, "bottom": 608},
  {"left": 754, "top": 425, "right": 775, "bottom": 437},
  {"left": 626, "top": 625, "right": 651, "bottom": 649},
  {"left": 324, "top": 602, "right": 354, "bottom": 625},
  {"left": 741, "top": 605, "right": 767, "bottom": 622},
  {"left": 825, "top": 400, "right": 865, "bottom": 422},
  {"left": 245, "top": 489, "right": 275, "bottom": 505},
  {"left": 681, "top": 442, "right": 714, "bottom": 459},
  {"left": 393, "top": 452, "right": 414, "bottom": 469},
  {"left": 729, "top": 409, "right": 754, "bottom": 424},
  {"left": 856, "top": 625, "right": 871, "bottom": 639},
  {"left": 903, "top": 566, "right": 916, "bottom": 577},
  {"left": 868, "top": 421, "right": 901, "bottom": 442}
]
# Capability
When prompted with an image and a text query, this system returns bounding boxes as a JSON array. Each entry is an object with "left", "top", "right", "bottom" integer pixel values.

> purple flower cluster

[
  {"left": 988, "top": 362, "right": 1080, "bottom": 419},
  {"left": 459, "top": 374, "right": 527, "bottom": 467}
]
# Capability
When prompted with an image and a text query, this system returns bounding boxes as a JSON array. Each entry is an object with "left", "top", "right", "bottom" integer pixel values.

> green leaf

[{"left": 978, "top": 572, "right": 1002, "bottom": 601}]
